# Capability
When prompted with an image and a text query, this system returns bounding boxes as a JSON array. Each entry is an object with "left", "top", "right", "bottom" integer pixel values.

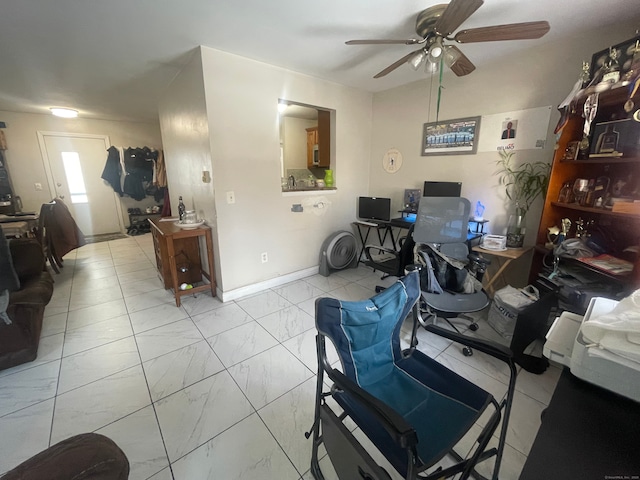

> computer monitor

[
  {"left": 423, "top": 181, "right": 462, "bottom": 197},
  {"left": 357, "top": 196, "right": 391, "bottom": 222}
]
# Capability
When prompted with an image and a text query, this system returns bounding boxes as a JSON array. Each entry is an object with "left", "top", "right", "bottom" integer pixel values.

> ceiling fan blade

[
  {"left": 346, "top": 39, "right": 420, "bottom": 45},
  {"left": 453, "top": 21, "right": 550, "bottom": 43},
  {"left": 435, "top": 0, "right": 484, "bottom": 36},
  {"left": 444, "top": 45, "right": 476, "bottom": 76},
  {"left": 373, "top": 50, "right": 422, "bottom": 78}
]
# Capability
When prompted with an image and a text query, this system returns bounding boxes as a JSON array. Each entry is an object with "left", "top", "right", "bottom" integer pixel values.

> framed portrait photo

[{"left": 422, "top": 116, "right": 480, "bottom": 156}]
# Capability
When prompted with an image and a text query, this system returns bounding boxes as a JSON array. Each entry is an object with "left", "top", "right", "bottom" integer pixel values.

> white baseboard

[{"left": 218, "top": 266, "right": 319, "bottom": 302}]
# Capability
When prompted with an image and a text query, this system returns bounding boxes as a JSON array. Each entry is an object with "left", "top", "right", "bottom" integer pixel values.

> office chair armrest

[
  {"left": 327, "top": 368, "right": 418, "bottom": 449},
  {"left": 424, "top": 324, "right": 513, "bottom": 364},
  {"left": 364, "top": 245, "right": 399, "bottom": 261}
]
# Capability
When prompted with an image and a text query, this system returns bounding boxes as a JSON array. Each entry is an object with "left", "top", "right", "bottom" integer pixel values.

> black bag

[{"left": 420, "top": 247, "right": 467, "bottom": 293}]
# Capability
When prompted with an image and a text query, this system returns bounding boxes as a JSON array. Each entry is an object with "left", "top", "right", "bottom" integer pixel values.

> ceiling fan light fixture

[
  {"left": 50, "top": 107, "right": 78, "bottom": 118},
  {"left": 425, "top": 59, "right": 439, "bottom": 75},
  {"left": 427, "top": 38, "right": 444, "bottom": 63},
  {"left": 408, "top": 49, "right": 427, "bottom": 70},
  {"left": 443, "top": 45, "right": 461, "bottom": 67},
  {"left": 346, "top": 0, "right": 550, "bottom": 80}
]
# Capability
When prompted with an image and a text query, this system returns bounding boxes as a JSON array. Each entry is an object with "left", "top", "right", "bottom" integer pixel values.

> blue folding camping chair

[{"left": 307, "top": 270, "right": 517, "bottom": 480}]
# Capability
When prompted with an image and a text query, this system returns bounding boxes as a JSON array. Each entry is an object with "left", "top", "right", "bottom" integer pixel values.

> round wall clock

[{"left": 382, "top": 148, "right": 403, "bottom": 173}]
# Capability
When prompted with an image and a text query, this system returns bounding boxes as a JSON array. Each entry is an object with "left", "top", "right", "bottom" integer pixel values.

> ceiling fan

[{"left": 346, "top": 0, "right": 550, "bottom": 78}]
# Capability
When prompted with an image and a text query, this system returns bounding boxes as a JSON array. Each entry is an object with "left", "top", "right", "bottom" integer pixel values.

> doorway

[{"left": 37, "top": 132, "right": 124, "bottom": 236}]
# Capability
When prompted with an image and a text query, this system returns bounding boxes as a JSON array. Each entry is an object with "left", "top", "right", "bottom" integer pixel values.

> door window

[{"left": 61, "top": 151, "right": 88, "bottom": 204}]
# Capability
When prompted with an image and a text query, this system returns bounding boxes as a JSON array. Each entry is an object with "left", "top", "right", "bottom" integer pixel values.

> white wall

[
  {"left": 157, "top": 51, "right": 218, "bottom": 286},
  {"left": 190, "top": 46, "right": 372, "bottom": 293},
  {"left": 0, "top": 110, "right": 162, "bottom": 222},
  {"left": 369, "top": 26, "right": 638, "bottom": 285}
]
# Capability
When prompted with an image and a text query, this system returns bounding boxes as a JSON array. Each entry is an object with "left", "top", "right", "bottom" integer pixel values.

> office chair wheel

[
  {"left": 469, "top": 322, "right": 479, "bottom": 331},
  {"left": 462, "top": 346, "right": 473, "bottom": 357}
]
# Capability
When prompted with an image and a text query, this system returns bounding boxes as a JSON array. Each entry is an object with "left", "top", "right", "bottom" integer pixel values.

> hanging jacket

[
  {"left": 155, "top": 150, "right": 167, "bottom": 187},
  {"left": 101, "top": 146, "right": 123, "bottom": 196},
  {"left": 122, "top": 147, "right": 155, "bottom": 201}
]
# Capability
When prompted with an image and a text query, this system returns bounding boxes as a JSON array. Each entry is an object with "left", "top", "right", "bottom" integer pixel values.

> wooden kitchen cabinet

[
  {"left": 306, "top": 127, "right": 317, "bottom": 146},
  {"left": 306, "top": 110, "right": 331, "bottom": 168},
  {"left": 306, "top": 127, "right": 318, "bottom": 168},
  {"left": 149, "top": 218, "right": 216, "bottom": 306}
]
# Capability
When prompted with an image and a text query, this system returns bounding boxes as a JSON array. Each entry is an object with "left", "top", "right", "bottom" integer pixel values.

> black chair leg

[
  {"left": 459, "top": 313, "right": 479, "bottom": 331},
  {"left": 47, "top": 253, "right": 60, "bottom": 274}
]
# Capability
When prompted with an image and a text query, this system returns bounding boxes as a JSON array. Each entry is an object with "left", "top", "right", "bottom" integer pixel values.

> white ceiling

[{"left": 0, "top": 0, "right": 638, "bottom": 123}]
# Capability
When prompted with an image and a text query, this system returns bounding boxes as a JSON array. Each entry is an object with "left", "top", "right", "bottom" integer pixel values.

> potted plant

[{"left": 496, "top": 150, "right": 551, "bottom": 248}]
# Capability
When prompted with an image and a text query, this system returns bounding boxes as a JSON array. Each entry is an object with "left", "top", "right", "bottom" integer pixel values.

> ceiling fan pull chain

[
  {"left": 436, "top": 57, "right": 444, "bottom": 123},
  {"left": 428, "top": 68, "right": 436, "bottom": 122}
]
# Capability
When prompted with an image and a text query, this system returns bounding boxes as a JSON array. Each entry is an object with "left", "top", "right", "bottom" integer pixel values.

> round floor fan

[
  {"left": 319, "top": 231, "right": 358, "bottom": 277},
  {"left": 346, "top": 0, "right": 550, "bottom": 78}
]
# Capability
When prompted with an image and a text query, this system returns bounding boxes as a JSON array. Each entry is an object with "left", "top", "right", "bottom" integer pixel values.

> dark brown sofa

[
  {"left": 0, "top": 228, "right": 54, "bottom": 371},
  {"left": 1, "top": 433, "right": 129, "bottom": 479}
]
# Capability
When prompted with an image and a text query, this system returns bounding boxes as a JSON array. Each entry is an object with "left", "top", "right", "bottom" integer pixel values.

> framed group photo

[{"left": 422, "top": 116, "right": 480, "bottom": 156}]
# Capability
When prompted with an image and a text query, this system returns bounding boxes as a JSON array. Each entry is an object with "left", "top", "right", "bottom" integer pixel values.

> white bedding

[{"left": 581, "top": 290, "right": 640, "bottom": 364}]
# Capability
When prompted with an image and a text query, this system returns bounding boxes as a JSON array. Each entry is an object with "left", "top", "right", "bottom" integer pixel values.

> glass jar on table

[{"left": 183, "top": 210, "right": 197, "bottom": 224}]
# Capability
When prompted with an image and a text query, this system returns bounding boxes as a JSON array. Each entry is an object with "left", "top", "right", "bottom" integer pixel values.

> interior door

[{"left": 39, "top": 133, "right": 123, "bottom": 236}]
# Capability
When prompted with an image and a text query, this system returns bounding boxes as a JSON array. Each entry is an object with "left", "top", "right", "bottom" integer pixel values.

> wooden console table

[
  {"left": 149, "top": 218, "right": 216, "bottom": 307},
  {"left": 472, "top": 245, "right": 533, "bottom": 296}
]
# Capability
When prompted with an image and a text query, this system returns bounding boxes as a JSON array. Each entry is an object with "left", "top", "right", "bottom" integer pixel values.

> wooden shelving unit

[
  {"left": 550, "top": 201, "right": 640, "bottom": 220},
  {"left": 531, "top": 83, "right": 640, "bottom": 289}
]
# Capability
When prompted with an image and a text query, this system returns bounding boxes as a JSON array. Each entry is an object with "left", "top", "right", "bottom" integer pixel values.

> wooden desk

[
  {"left": 472, "top": 245, "right": 533, "bottom": 296},
  {"left": 149, "top": 218, "right": 216, "bottom": 307}
]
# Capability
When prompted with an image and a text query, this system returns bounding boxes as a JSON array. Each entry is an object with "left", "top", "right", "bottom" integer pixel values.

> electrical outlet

[
  {"left": 34, "top": 182, "right": 42, "bottom": 191},
  {"left": 261, "top": 252, "right": 268, "bottom": 263},
  {"left": 226, "top": 191, "right": 235, "bottom": 204}
]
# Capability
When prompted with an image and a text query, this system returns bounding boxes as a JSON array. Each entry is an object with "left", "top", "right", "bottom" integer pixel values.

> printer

[{"left": 544, "top": 289, "right": 640, "bottom": 402}]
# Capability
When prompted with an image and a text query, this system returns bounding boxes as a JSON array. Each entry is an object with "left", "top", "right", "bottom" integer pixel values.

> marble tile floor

[{"left": 0, "top": 234, "right": 561, "bottom": 479}]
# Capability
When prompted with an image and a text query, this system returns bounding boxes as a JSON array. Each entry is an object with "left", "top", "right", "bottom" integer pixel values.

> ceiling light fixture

[
  {"left": 50, "top": 107, "right": 78, "bottom": 118},
  {"left": 425, "top": 60, "right": 439, "bottom": 74},
  {"left": 408, "top": 49, "right": 427, "bottom": 70},
  {"left": 427, "top": 38, "right": 444, "bottom": 64},
  {"left": 406, "top": 39, "right": 445, "bottom": 75},
  {"left": 443, "top": 45, "right": 461, "bottom": 68}
]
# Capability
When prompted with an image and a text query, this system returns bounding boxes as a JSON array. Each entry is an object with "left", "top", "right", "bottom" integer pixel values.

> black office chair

[
  {"left": 363, "top": 224, "right": 415, "bottom": 285},
  {"left": 307, "top": 270, "right": 517, "bottom": 480},
  {"left": 413, "top": 197, "right": 490, "bottom": 356}
]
